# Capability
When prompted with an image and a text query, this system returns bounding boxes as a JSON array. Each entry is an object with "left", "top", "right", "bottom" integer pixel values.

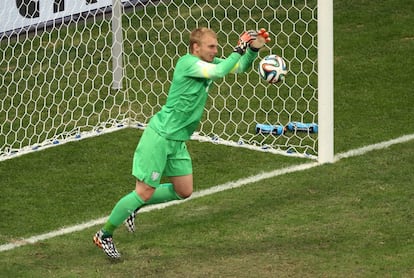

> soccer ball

[{"left": 258, "top": 54, "right": 288, "bottom": 84}]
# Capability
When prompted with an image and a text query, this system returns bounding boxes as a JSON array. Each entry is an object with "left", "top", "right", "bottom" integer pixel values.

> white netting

[{"left": 0, "top": 0, "right": 319, "bottom": 161}]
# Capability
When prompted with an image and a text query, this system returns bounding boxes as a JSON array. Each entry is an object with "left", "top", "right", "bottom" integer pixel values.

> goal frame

[{"left": 317, "top": 0, "right": 334, "bottom": 163}]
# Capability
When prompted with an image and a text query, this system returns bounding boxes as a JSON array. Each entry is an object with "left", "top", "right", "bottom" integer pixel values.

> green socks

[
  {"left": 102, "top": 183, "right": 183, "bottom": 236},
  {"left": 103, "top": 190, "right": 145, "bottom": 236},
  {"left": 146, "top": 183, "right": 183, "bottom": 205}
]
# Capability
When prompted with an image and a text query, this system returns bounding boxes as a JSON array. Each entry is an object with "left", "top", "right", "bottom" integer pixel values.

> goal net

[{"left": 0, "top": 0, "right": 333, "bottom": 161}]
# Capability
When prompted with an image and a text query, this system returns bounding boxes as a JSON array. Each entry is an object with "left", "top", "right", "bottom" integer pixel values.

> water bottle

[
  {"left": 255, "top": 123, "right": 285, "bottom": 135},
  {"left": 286, "top": 122, "right": 318, "bottom": 133}
]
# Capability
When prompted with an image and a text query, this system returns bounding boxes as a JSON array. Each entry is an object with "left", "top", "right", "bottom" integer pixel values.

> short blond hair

[{"left": 189, "top": 27, "right": 217, "bottom": 53}]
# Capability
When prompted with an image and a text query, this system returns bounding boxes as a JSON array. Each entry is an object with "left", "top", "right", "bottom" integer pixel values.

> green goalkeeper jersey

[{"left": 149, "top": 49, "right": 258, "bottom": 141}]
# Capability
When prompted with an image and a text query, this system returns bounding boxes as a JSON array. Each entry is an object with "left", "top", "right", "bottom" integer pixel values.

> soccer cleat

[
  {"left": 93, "top": 230, "right": 121, "bottom": 259},
  {"left": 124, "top": 208, "right": 140, "bottom": 233}
]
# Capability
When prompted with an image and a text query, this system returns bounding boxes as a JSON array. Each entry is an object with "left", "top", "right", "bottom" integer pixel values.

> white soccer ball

[{"left": 258, "top": 54, "right": 288, "bottom": 84}]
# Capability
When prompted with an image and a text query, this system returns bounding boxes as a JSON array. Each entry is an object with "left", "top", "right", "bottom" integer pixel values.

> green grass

[
  {"left": 1, "top": 0, "right": 414, "bottom": 277},
  {"left": 333, "top": 0, "right": 414, "bottom": 152},
  {"left": 1, "top": 140, "right": 413, "bottom": 277},
  {"left": 0, "top": 128, "right": 305, "bottom": 241}
]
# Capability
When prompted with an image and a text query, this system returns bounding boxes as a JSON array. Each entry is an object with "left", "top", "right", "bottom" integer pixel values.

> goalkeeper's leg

[
  {"left": 125, "top": 175, "right": 193, "bottom": 232},
  {"left": 93, "top": 187, "right": 149, "bottom": 258},
  {"left": 94, "top": 127, "right": 194, "bottom": 258},
  {"left": 144, "top": 140, "right": 194, "bottom": 205},
  {"left": 124, "top": 138, "right": 193, "bottom": 232}
]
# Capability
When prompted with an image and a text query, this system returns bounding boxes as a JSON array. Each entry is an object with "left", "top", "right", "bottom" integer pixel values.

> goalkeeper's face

[{"left": 193, "top": 34, "right": 218, "bottom": 63}]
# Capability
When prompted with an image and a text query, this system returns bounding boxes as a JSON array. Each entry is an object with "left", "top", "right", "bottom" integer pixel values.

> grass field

[{"left": 1, "top": 0, "right": 414, "bottom": 277}]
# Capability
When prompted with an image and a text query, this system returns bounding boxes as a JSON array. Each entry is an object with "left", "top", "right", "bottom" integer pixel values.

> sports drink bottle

[
  {"left": 255, "top": 123, "right": 285, "bottom": 135},
  {"left": 286, "top": 122, "right": 318, "bottom": 133}
]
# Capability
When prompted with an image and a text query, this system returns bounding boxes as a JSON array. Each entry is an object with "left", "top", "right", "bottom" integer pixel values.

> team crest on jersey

[{"left": 151, "top": 171, "right": 160, "bottom": 181}]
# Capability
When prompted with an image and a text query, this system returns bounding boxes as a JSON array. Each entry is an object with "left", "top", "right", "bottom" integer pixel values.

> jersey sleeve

[
  {"left": 202, "top": 49, "right": 258, "bottom": 76},
  {"left": 231, "top": 48, "right": 259, "bottom": 73},
  {"left": 184, "top": 52, "right": 244, "bottom": 80},
  {"left": 183, "top": 49, "right": 258, "bottom": 80}
]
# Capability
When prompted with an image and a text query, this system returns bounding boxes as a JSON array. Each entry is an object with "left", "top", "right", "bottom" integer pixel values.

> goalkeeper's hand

[
  {"left": 234, "top": 30, "right": 257, "bottom": 55},
  {"left": 249, "top": 28, "right": 271, "bottom": 52}
]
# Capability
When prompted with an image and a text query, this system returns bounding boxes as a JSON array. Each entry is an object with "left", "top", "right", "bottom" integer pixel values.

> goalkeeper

[{"left": 93, "top": 27, "right": 270, "bottom": 258}]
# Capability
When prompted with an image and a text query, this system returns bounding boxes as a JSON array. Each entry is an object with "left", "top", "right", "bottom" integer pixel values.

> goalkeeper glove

[
  {"left": 234, "top": 30, "right": 257, "bottom": 55},
  {"left": 249, "top": 28, "right": 271, "bottom": 52}
]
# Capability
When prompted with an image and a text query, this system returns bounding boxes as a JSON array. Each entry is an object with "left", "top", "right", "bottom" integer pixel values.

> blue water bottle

[
  {"left": 255, "top": 123, "right": 285, "bottom": 135},
  {"left": 286, "top": 122, "right": 318, "bottom": 133}
]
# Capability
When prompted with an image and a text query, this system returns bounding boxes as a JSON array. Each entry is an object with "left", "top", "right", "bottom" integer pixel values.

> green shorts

[{"left": 132, "top": 126, "right": 192, "bottom": 188}]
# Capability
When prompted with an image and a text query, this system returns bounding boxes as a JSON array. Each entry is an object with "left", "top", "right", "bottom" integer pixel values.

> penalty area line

[{"left": 1, "top": 133, "right": 413, "bottom": 253}]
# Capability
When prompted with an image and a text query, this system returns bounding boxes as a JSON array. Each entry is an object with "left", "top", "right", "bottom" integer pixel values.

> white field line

[
  {"left": 334, "top": 133, "right": 414, "bottom": 161},
  {"left": 1, "top": 133, "right": 413, "bottom": 253}
]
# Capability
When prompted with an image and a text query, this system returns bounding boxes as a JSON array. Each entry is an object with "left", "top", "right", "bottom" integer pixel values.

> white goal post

[
  {"left": 0, "top": 0, "right": 334, "bottom": 163},
  {"left": 317, "top": 0, "right": 334, "bottom": 163}
]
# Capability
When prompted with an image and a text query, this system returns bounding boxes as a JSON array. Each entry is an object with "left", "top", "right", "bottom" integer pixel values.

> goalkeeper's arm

[
  {"left": 230, "top": 28, "right": 271, "bottom": 73},
  {"left": 186, "top": 30, "right": 258, "bottom": 79}
]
